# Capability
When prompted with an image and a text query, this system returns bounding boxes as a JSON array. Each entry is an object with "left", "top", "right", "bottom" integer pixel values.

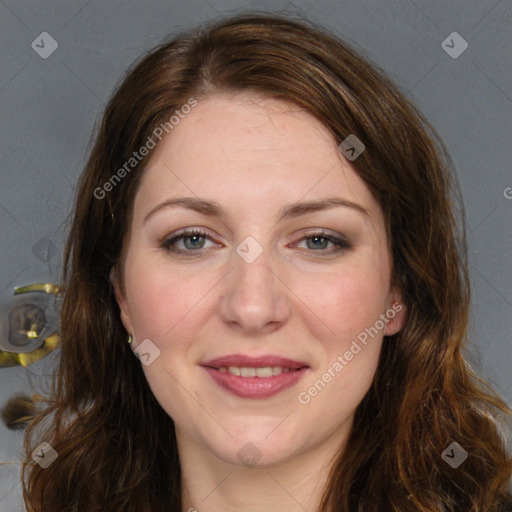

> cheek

[
  {"left": 296, "top": 268, "right": 386, "bottom": 423},
  {"left": 295, "top": 261, "right": 390, "bottom": 343},
  {"left": 123, "top": 256, "right": 204, "bottom": 339}
]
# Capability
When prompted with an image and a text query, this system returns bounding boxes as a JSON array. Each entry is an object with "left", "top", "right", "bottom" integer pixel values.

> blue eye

[
  {"left": 160, "top": 229, "right": 350, "bottom": 256},
  {"left": 160, "top": 229, "right": 212, "bottom": 255},
  {"left": 298, "top": 232, "right": 350, "bottom": 252}
]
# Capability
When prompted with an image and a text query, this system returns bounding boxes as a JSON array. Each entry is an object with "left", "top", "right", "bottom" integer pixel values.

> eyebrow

[{"left": 143, "top": 196, "right": 370, "bottom": 224}]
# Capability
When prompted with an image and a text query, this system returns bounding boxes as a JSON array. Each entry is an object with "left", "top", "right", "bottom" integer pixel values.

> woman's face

[{"left": 113, "top": 92, "right": 405, "bottom": 468}]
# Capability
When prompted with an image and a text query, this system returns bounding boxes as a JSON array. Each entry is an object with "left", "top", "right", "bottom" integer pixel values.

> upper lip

[{"left": 201, "top": 354, "right": 309, "bottom": 370}]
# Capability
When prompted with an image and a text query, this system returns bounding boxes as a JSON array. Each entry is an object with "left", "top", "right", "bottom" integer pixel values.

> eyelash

[{"left": 160, "top": 228, "right": 351, "bottom": 257}]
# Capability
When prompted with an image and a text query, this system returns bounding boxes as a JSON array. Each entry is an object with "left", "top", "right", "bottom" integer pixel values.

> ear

[
  {"left": 110, "top": 266, "right": 135, "bottom": 336},
  {"left": 384, "top": 287, "right": 407, "bottom": 336}
]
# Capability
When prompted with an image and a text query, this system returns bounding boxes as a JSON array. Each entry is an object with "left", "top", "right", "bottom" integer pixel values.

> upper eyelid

[{"left": 164, "top": 227, "right": 346, "bottom": 240}]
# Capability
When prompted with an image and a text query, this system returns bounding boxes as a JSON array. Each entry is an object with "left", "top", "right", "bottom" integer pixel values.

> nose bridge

[
  {"left": 236, "top": 245, "right": 273, "bottom": 293},
  {"left": 219, "top": 237, "right": 289, "bottom": 332}
]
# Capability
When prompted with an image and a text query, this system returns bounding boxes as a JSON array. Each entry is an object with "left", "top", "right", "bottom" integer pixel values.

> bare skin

[{"left": 112, "top": 92, "right": 406, "bottom": 512}]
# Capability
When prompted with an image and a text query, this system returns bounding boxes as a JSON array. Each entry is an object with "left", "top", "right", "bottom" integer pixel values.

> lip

[
  {"left": 201, "top": 354, "right": 309, "bottom": 370},
  {"left": 203, "top": 367, "right": 308, "bottom": 399},
  {"left": 200, "top": 354, "right": 310, "bottom": 399}
]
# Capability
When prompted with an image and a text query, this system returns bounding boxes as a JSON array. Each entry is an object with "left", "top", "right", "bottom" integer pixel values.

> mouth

[
  {"left": 215, "top": 365, "right": 295, "bottom": 377},
  {"left": 200, "top": 354, "right": 310, "bottom": 399}
]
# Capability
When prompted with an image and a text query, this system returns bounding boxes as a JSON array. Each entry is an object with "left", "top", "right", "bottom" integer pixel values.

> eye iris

[
  {"left": 308, "top": 236, "right": 328, "bottom": 250},
  {"left": 184, "top": 234, "right": 204, "bottom": 249}
]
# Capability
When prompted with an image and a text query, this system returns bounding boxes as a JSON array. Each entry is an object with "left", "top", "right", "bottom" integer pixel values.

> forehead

[
  {"left": 149, "top": 92, "right": 336, "bottom": 171},
  {"left": 133, "top": 92, "right": 381, "bottom": 225}
]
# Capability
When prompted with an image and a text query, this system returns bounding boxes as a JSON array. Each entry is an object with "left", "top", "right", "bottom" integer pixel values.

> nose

[{"left": 219, "top": 244, "right": 291, "bottom": 335}]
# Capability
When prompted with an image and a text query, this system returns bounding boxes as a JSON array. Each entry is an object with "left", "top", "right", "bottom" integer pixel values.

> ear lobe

[
  {"left": 384, "top": 290, "right": 407, "bottom": 337},
  {"left": 110, "top": 266, "right": 134, "bottom": 335},
  {"left": 109, "top": 267, "right": 122, "bottom": 304}
]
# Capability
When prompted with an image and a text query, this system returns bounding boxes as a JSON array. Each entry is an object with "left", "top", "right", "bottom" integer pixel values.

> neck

[{"left": 178, "top": 428, "right": 346, "bottom": 512}]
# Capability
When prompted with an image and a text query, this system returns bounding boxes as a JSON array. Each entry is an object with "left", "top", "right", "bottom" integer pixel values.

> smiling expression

[{"left": 112, "top": 92, "right": 405, "bottom": 467}]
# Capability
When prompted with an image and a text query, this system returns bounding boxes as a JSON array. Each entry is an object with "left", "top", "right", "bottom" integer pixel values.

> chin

[{"left": 203, "top": 419, "right": 307, "bottom": 468}]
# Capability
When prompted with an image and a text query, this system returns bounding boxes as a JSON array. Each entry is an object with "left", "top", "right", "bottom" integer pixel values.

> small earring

[{"left": 127, "top": 334, "right": 132, "bottom": 345}]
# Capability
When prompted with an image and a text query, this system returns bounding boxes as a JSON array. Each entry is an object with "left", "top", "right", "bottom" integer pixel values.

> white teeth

[
  {"left": 240, "top": 367, "right": 256, "bottom": 377},
  {"left": 272, "top": 366, "right": 283, "bottom": 376},
  {"left": 256, "top": 366, "right": 273, "bottom": 378},
  {"left": 220, "top": 366, "right": 293, "bottom": 377}
]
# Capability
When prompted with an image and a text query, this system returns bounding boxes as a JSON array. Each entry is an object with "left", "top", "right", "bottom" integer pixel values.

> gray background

[{"left": 1, "top": 0, "right": 511, "bottom": 509}]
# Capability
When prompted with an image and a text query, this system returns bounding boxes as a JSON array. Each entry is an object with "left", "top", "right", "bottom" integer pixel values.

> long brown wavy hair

[{"left": 16, "top": 12, "right": 511, "bottom": 512}]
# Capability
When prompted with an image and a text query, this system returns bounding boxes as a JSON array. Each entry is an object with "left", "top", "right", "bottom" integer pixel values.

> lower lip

[{"left": 202, "top": 367, "right": 308, "bottom": 399}]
